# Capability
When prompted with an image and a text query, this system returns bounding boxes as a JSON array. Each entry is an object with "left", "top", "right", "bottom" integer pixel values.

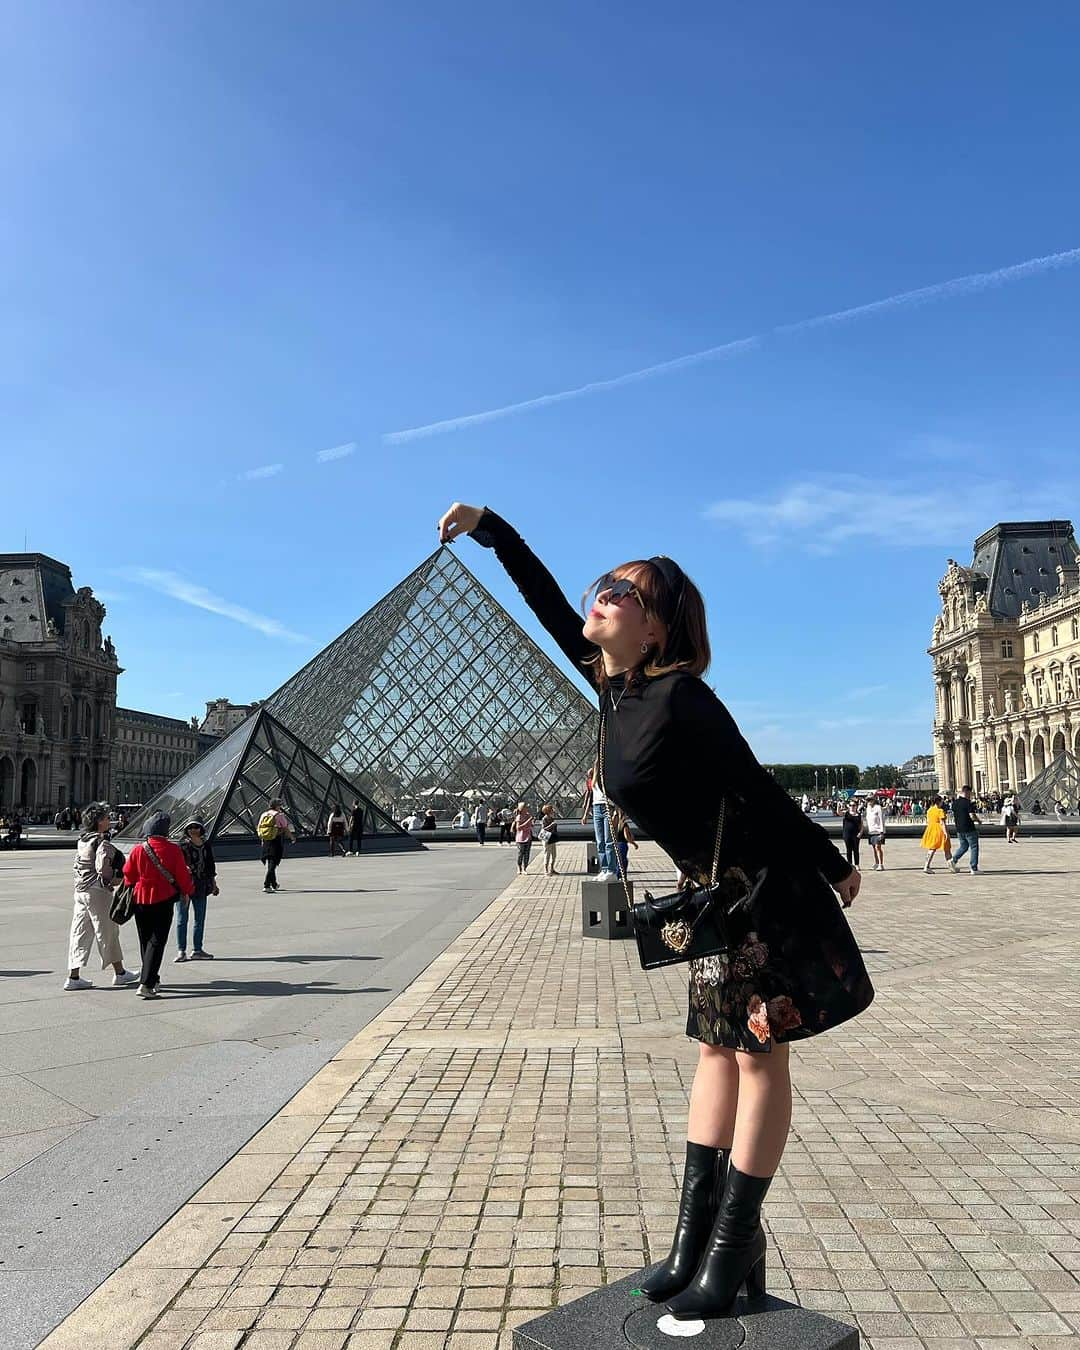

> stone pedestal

[
  {"left": 581, "top": 877, "right": 634, "bottom": 940},
  {"left": 515, "top": 1273, "right": 859, "bottom": 1348}
]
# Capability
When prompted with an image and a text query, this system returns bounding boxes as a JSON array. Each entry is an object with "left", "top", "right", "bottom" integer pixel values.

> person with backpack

[
  {"left": 122, "top": 812, "right": 194, "bottom": 999},
  {"left": 347, "top": 800, "right": 365, "bottom": 855},
  {"left": 64, "top": 803, "right": 139, "bottom": 991},
  {"left": 175, "top": 819, "right": 218, "bottom": 962},
  {"left": 327, "top": 803, "right": 348, "bottom": 857},
  {"left": 257, "top": 798, "right": 294, "bottom": 891}
]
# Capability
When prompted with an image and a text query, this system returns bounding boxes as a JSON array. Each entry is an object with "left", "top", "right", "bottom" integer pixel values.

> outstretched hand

[
  {"left": 438, "top": 502, "right": 484, "bottom": 544},
  {"left": 834, "top": 870, "right": 861, "bottom": 907}
]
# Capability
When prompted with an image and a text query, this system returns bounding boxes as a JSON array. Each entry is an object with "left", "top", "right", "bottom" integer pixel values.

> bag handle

[
  {"left": 598, "top": 708, "right": 724, "bottom": 910},
  {"left": 143, "top": 839, "right": 179, "bottom": 890}
]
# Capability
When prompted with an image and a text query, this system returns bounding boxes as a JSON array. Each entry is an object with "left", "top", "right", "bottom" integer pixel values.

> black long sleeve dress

[{"left": 469, "top": 510, "right": 874, "bottom": 1053}]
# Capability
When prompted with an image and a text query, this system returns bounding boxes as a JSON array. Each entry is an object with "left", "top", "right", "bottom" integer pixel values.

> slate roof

[
  {"left": 0, "top": 554, "right": 74, "bottom": 642},
  {"left": 970, "top": 521, "right": 1078, "bottom": 619}
]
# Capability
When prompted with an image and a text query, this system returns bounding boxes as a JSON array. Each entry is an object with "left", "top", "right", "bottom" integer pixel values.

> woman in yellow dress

[{"left": 920, "top": 794, "right": 954, "bottom": 873}]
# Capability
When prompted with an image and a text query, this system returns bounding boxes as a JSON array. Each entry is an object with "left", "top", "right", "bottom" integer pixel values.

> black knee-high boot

[
  {"left": 665, "top": 1163, "right": 772, "bottom": 1320},
  {"left": 637, "top": 1143, "right": 729, "bottom": 1301}
]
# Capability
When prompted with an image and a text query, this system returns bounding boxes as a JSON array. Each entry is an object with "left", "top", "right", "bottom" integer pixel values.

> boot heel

[{"left": 744, "top": 1253, "right": 766, "bottom": 1300}]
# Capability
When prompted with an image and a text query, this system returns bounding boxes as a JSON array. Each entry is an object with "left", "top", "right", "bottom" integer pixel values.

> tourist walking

[
  {"left": 840, "top": 800, "right": 863, "bottom": 873},
  {"left": 64, "top": 803, "right": 138, "bottom": 991},
  {"left": 438, "top": 501, "right": 870, "bottom": 1323},
  {"left": 348, "top": 800, "right": 365, "bottom": 855},
  {"left": 257, "top": 799, "right": 294, "bottom": 892},
  {"left": 920, "top": 794, "right": 953, "bottom": 872},
  {"left": 512, "top": 801, "right": 534, "bottom": 873},
  {"left": 327, "top": 803, "right": 348, "bottom": 857},
  {"left": 472, "top": 801, "right": 488, "bottom": 845},
  {"left": 122, "top": 812, "right": 194, "bottom": 999},
  {"left": 865, "top": 795, "right": 886, "bottom": 871},
  {"left": 950, "top": 785, "right": 981, "bottom": 874},
  {"left": 1001, "top": 793, "right": 1021, "bottom": 842},
  {"left": 497, "top": 806, "right": 513, "bottom": 846},
  {"left": 175, "top": 819, "right": 218, "bottom": 961},
  {"left": 539, "top": 804, "right": 559, "bottom": 874}
]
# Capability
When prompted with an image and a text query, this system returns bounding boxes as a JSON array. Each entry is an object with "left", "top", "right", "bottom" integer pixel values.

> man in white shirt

[{"left": 865, "top": 796, "right": 886, "bottom": 871}]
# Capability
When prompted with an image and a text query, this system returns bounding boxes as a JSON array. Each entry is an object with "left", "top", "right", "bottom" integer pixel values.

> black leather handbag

[{"left": 600, "top": 712, "right": 750, "bottom": 971}]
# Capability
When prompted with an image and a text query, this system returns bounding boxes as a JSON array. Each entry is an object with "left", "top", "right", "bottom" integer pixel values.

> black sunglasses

[{"left": 592, "top": 573, "right": 645, "bottom": 607}]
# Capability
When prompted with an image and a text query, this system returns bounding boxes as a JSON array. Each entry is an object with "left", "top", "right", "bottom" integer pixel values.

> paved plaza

[
  {"left": 0, "top": 843, "right": 516, "bottom": 1348},
  {"left": 8, "top": 835, "right": 1080, "bottom": 1349}
]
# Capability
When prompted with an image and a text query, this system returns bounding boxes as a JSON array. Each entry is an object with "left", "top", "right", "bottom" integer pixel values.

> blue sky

[{"left": 6, "top": 1, "right": 1080, "bottom": 765}]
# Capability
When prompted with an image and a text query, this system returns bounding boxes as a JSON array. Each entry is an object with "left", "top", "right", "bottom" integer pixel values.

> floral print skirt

[{"left": 686, "top": 864, "right": 874, "bottom": 1053}]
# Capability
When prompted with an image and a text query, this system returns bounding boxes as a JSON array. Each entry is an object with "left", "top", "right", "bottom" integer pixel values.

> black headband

[{"left": 647, "top": 555, "right": 690, "bottom": 660}]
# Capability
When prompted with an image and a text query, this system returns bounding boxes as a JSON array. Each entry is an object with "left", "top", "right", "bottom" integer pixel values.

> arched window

[
  {"left": 1052, "top": 625, "right": 1059, "bottom": 647},
  {"left": 1033, "top": 632, "right": 1040, "bottom": 654}
]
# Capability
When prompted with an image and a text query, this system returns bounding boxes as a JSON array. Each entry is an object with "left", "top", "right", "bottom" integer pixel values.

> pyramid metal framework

[
  {"left": 117, "top": 708, "right": 412, "bottom": 845},
  {"left": 263, "top": 546, "right": 598, "bottom": 815},
  {"left": 1017, "top": 751, "right": 1080, "bottom": 812}
]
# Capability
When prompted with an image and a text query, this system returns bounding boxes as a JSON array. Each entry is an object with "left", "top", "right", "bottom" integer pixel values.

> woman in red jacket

[{"left": 123, "top": 811, "right": 194, "bottom": 999}]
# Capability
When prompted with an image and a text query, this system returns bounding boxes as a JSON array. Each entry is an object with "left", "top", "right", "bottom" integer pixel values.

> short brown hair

[{"left": 581, "top": 559, "right": 711, "bottom": 692}]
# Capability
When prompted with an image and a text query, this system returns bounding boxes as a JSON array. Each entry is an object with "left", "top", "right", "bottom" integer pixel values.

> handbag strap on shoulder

[
  {"left": 143, "top": 840, "right": 178, "bottom": 889},
  {"left": 598, "top": 709, "right": 725, "bottom": 908}
]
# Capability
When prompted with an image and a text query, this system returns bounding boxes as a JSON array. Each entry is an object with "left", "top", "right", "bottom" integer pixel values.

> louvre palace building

[
  {"left": 0, "top": 551, "right": 248, "bottom": 816},
  {"left": 930, "top": 520, "right": 1080, "bottom": 802}
]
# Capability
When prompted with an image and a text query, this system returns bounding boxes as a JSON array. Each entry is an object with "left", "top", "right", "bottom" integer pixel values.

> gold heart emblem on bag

[{"left": 660, "top": 920, "right": 692, "bottom": 953}]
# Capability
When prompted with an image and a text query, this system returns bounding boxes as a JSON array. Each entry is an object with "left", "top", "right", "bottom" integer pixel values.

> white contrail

[{"left": 383, "top": 245, "right": 1080, "bottom": 444}]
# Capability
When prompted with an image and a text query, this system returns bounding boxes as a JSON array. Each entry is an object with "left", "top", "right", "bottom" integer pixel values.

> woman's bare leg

[
  {"left": 687, "top": 1043, "right": 739, "bottom": 1148},
  {"left": 731, "top": 1043, "right": 791, "bottom": 1177}
]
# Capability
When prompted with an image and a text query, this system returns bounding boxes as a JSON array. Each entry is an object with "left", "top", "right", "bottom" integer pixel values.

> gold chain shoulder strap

[{"left": 598, "top": 709, "right": 724, "bottom": 907}]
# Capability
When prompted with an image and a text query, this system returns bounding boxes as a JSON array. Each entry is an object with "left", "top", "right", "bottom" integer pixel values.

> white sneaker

[
  {"left": 112, "top": 969, "right": 139, "bottom": 987},
  {"left": 137, "top": 984, "right": 159, "bottom": 999},
  {"left": 174, "top": 951, "right": 188, "bottom": 962},
  {"left": 948, "top": 860, "right": 959, "bottom": 873},
  {"left": 63, "top": 976, "right": 93, "bottom": 991}
]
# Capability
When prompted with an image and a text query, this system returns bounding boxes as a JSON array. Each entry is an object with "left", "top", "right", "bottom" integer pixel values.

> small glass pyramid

[
  {"left": 1017, "top": 749, "right": 1080, "bottom": 813},
  {"left": 262, "top": 546, "right": 598, "bottom": 815},
  {"left": 117, "top": 707, "right": 410, "bottom": 844}
]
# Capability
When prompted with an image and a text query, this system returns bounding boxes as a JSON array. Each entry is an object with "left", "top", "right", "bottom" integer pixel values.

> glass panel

[{"left": 262, "top": 546, "right": 598, "bottom": 819}]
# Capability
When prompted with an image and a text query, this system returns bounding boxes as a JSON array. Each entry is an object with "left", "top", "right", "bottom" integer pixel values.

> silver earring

[{"left": 640, "top": 642, "right": 650, "bottom": 654}]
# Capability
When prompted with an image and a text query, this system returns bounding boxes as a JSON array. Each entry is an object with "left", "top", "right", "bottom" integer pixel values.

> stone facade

[
  {"left": 900, "top": 753, "right": 938, "bottom": 793},
  {"left": 112, "top": 708, "right": 218, "bottom": 806},
  {"left": 0, "top": 553, "right": 121, "bottom": 814},
  {"left": 929, "top": 521, "right": 1080, "bottom": 795},
  {"left": 200, "top": 697, "right": 257, "bottom": 738}
]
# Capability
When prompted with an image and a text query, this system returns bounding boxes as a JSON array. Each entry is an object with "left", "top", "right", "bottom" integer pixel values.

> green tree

[{"left": 859, "top": 763, "right": 905, "bottom": 789}]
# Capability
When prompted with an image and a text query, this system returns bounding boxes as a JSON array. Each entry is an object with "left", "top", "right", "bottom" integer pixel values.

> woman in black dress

[{"left": 437, "top": 503, "right": 873, "bottom": 1322}]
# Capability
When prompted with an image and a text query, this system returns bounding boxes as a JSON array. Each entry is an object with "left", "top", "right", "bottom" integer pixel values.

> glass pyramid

[
  {"left": 1017, "top": 750, "right": 1080, "bottom": 812},
  {"left": 117, "top": 707, "right": 411, "bottom": 844},
  {"left": 263, "top": 546, "right": 598, "bottom": 816}
]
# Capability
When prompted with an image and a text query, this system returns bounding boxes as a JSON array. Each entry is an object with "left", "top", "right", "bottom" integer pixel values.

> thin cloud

[
  {"left": 122, "top": 568, "right": 309, "bottom": 643},
  {"left": 240, "top": 463, "right": 285, "bottom": 481},
  {"left": 383, "top": 244, "right": 1080, "bottom": 443},
  {"left": 703, "top": 475, "right": 1069, "bottom": 553},
  {"left": 315, "top": 441, "right": 356, "bottom": 464},
  {"left": 848, "top": 683, "right": 890, "bottom": 699}
]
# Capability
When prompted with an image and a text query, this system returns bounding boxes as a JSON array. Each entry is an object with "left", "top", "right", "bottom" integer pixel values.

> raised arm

[
  {"left": 439, "top": 502, "right": 598, "bottom": 681},
  {"left": 671, "top": 677, "right": 856, "bottom": 891}
]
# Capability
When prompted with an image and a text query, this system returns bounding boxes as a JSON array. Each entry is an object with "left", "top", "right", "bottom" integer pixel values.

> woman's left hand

[{"left": 834, "top": 871, "right": 860, "bottom": 907}]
